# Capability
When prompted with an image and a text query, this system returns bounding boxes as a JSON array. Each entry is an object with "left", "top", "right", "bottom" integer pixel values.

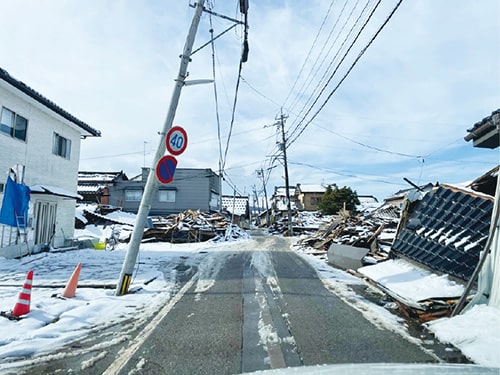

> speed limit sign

[{"left": 166, "top": 126, "right": 188, "bottom": 156}]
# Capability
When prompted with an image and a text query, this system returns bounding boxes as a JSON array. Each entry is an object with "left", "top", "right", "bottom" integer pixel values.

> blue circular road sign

[{"left": 156, "top": 155, "right": 178, "bottom": 184}]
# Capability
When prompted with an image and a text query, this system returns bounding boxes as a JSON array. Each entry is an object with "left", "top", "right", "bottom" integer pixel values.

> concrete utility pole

[
  {"left": 116, "top": 0, "right": 206, "bottom": 296},
  {"left": 276, "top": 110, "right": 293, "bottom": 236},
  {"left": 256, "top": 168, "right": 270, "bottom": 226}
]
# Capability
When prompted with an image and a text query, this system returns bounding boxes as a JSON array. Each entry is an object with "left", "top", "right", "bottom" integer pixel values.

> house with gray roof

[{"left": 80, "top": 167, "right": 221, "bottom": 216}]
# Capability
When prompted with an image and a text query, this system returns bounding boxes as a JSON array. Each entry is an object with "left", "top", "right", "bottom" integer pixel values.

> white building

[{"left": 0, "top": 67, "right": 100, "bottom": 258}]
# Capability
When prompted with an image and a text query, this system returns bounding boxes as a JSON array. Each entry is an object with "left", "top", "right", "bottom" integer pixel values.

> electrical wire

[
  {"left": 208, "top": 10, "right": 225, "bottom": 180},
  {"left": 281, "top": 0, "right": 337, "bottom": 109},
  {"left": 288, "top": 161, "right": 406, "bottom": 186},
  {"left": 288, "top": 0, "right": 405, "bottom": 148},
  {"left": 287, "top": 0, "right": 383, "bottom": 146},
  {"left": 286, "top": 0, "right": 359, "bottom": 116},
  {"left": 221, "top": 50, "right": 244, "bottom": 172},
  {"left": 311, "top": 122, "right": 422, "bottom": 158}
]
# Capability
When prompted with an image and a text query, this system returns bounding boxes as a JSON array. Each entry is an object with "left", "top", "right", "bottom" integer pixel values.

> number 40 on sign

[{"left": 166, "top": 126, "right": 188, "bottom": 156}]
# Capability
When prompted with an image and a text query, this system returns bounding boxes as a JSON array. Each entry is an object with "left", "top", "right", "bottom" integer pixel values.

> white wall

[{"left": 0, "top": 82, "right": 82, "bottom": 249}]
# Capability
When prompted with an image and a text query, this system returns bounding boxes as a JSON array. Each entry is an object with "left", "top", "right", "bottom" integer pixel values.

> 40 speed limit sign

[{"left": 166, "top": 126, "right": 188, "bottom": 156}]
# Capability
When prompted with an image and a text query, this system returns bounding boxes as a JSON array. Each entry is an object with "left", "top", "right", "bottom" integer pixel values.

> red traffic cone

[
  {"left": 62, "top": 263, "right": 82, "bottom": 298},
  {"left": 11, "top": 270, "right": 33, "bottom": 317}
]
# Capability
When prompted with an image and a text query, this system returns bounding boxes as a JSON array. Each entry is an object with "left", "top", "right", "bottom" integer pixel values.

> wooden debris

[
  {"left": 144, "top": 210, "right": 236, "bottom": 243},
  {"left": 296, "top": 211, "right": 400, "bottom": 263}
]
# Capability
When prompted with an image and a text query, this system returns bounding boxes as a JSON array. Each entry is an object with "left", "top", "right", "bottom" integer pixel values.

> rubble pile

[
  {"left": 145, "top": 210, "right": 230, "bottom": 243},
  {"left": 76, "top": 205, "right": 249, "bottom": 244},
  {"left": 296, "top": 204, "right": 401, "bottom": 261},
  {"left": 267, "top": 211, "right": 335, "bottom": 236}
]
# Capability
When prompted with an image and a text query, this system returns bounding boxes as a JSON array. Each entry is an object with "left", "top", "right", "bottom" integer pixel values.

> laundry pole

[{"left": 116, "top": 0, "right": 206, "bottom": 296}]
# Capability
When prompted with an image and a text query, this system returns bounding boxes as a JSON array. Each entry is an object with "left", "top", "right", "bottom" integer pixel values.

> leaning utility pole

[
  {"left": 115, "top": 0, "right": 206, "bottom": 296},
  {"left": 276, "top": 110, "right": 293, "bottom": 236}
]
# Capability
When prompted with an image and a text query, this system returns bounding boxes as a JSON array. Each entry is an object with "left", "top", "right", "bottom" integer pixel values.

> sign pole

[{"left": 116, "top": 0, "right": 206, "bottom": 296}]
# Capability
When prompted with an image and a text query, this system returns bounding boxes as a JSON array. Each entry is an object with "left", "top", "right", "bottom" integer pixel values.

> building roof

[
  {"left": 385, "top": 183, "right": 434, "bottom": 201},
  {"left": 274, "top": 187, "right": 296, "bottom": 196},
  {"left": 0, "top": 67, "right": 101, "bottom": 137},
  {"left": 467, "top": 165, "right": 499, "bottom": 197},
  {"left": 78, "top": 171, "right": 128, "bottom": 183},
  {"left": 464, "top": 109, "right": 500, "bottom": 149},
  {"left": 391, "top": 184, "right": 494, "bottom": 282},
  {"left": 296, "top": 184, "right": 327, "bottom": 193}
]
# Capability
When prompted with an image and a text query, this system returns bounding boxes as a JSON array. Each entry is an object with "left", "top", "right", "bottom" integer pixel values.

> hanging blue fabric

[{"left": 0, "top": 176, "right": 31, "bottom": 227}]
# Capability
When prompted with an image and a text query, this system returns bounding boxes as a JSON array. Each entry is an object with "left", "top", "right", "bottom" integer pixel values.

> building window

[
  {"left": 159, "top": 190, "right": 176, "bottom": 203},
  {"left": 1, "top": 107, "right": 28, "bottom": 141},
  {"left": 53, "top": 133, "right": 72, "bottom": 159},
  {"left": 0, "top": 183, "right": 4, "bottom": 193},
  {"left": 125, "top": 189, "right": 142, "bottom": 201}
]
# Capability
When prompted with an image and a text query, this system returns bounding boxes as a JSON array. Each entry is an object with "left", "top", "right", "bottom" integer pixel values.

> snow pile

[
  {"left": 426, "top": 304, "right": 500, "bottom": 368},
  {"left": 358, "top": 259, "right": 465, "bottom": 301},
  {"left": 0, "top": 235, "right": 498, "bottom": 370}
]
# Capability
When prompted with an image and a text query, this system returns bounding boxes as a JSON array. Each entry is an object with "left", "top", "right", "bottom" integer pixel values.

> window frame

[
  {"left": 0, "top": 107, "right": 28, "bottom": 142},
  {"left": 52, "top": 132, "right": 72, "bottom": 160},
  {"left": 158, "top": 189, "right": 176, "bottom": 203},
  {"left": 125, "top": 189, "right": 143, "bottom": 202}
]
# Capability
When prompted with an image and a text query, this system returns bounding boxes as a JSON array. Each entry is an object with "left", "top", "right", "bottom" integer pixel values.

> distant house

[
  {"left": 77, "top": 171, "right": 129, "bottom": 204},
  {"left": 79, "top": 167, "right": 221, "bottom": 215},
  {"left": 0, "top": 67, "right": 100, "bottom": 257},
  {"left": 221, "top": 195, "right": 249, "bottom": 219},
  {"left": 357, "top": 195, "right": 380, "bottom": 212},
  {"left": 270, "top": 186, "right": 298, "bottom": 214},
  {"left": 222, "top": 195, "right": 250, "bottom": 228},
  {"left": 295, "top": 184, "right": 327, "bottom": 211}
]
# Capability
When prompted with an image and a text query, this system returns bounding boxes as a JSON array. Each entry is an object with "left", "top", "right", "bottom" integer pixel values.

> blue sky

[{"left": 1, "top": 0, "right": 498, "bottom": 201}]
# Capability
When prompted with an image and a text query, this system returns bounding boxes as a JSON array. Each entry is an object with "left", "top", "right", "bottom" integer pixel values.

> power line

[
  {"left": 221, "top": 2, "right": 248, "bottom": 172},
  {"left": 281, "top": 0, "right": 337, "bottom": 108},
  {"left": 287, "top": 0, "right": 383, "bottom": 146},
  {"left": 311, "top": 122, "right": 422, "bottom": 158},
  {"left": 288, "top": 161, "right": 406, "bottom": 186},
  {"left": 208, "top": 10, "right": 225, "bottom": 179},
  {"left": 286, "top": 0, "right": 362, "bottom": 117},
  {"left": 288, "top": 0, "right": 405, "bottom": 147}
]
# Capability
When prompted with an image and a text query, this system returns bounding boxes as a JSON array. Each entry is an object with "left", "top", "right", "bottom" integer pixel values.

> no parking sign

[{"left": 156, "top": 155, "right": 178, "bottom": 184}]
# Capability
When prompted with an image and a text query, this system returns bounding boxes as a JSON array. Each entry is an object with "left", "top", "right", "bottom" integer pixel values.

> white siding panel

[{"left": 0, "top": 82, "right": 83, "bottom": 248}]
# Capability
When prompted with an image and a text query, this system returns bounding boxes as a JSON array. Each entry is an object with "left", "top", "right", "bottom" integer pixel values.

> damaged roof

[
  {"left": 78, "top": 171, "right": 128, "bottom": 183},
  {"left": 0, "top": 67, "right": 101, "bottom": 137},
  {"left": 464, "top": 108, "right": 500, "bottom": 149},
  {"left": 391, "top": 184, "right": 494, "bottom": 282}
]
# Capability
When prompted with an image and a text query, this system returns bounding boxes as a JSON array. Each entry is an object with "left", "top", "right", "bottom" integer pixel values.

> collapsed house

[
  {"left": 76, "top": 204, "right": 248, "bottom": 245},
  {"left": 294, "top": 167, "right": 498, "bottom": 321},
  {"left": 358, "top": 183, "right": 495, "bottom": 321}
]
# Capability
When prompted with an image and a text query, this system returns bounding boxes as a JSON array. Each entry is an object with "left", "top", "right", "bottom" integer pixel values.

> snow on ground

[{"left": 0, "top": 233, "right": 499, "bottom": 372}]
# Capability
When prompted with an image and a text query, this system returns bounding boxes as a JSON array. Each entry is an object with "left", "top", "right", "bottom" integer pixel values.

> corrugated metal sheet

[{"left": 392, "top": 185, "right": 494, "bottom": 281}]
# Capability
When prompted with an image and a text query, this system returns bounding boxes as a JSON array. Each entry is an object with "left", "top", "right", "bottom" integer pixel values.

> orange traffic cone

[
  {"left": 11, "top": 270, "right": 34, "bottom": 318},
  {"left": 62, "top": 263, "right": 82, "bottom": 298}
]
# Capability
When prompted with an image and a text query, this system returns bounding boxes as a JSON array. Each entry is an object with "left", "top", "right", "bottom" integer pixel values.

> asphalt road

[
  {"left": 11, "top": 234, "right": 466, "bottom": 374},
  {"left": 111, "top": 234, "right": 438, "bottom": 374}
]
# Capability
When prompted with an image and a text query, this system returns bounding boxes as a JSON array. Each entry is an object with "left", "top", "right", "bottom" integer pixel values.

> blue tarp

[{"left": 0, "top": 176, "right": 30, "bottom": 228}]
